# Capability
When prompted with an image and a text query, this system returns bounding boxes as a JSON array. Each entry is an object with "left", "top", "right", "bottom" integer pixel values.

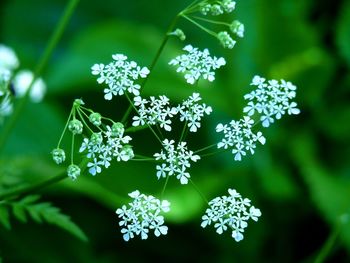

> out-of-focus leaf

[
  {"left": 336, "top": 0, "right": 350, "bottom": 67},
  {"left": 291, "top": 132, "right": 350, "bottom": 249},
  {"left": 0, "top": 205, "right": 11, "bottom": 230}
]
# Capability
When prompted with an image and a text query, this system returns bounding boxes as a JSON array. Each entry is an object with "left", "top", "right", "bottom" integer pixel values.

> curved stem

[
  {"left": 181, "top": 14, "right": 217, "bottom": 37},
  {"left": 0, "top": 158, "right": 89, "bottom": 201},
  {"left": 121, "top": 14, "right": 180, "bottom": 123},
  {"left": 0, "top": 0, "right": 80, "bottom": 153}
]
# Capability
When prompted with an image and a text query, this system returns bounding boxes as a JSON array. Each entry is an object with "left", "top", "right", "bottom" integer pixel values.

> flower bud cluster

[{"left": 200, "top": 0, "right": 236, "bottom": 16}]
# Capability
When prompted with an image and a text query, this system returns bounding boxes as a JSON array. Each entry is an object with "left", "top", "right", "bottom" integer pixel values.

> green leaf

[
  {"left": 336, "top": 1, "right": 350, "bottom": 67},
  {"left": 25, "top": 201, "right": 88, "bottom": 242},
  {"left": 0, "top": 205, "right": 11, "bottom": 230},
  {"left": 12, "top": 204, "right": 27, "bottom": 223}
]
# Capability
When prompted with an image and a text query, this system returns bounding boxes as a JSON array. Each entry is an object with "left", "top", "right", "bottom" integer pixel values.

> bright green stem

[
  {"left": 121, "top": 14, "right": 180, "bottom": 123},
  {"left": 0, "top": 158, "right": 89, "bottom": 201},
  {"left": 314, "top": 226, "right": 340, "bottom": 263},
  {"left": 181, "top": 14, "right": 217, "bottom": 37},
  {"left": 160, "top": 175, "right": 170, "bottom": 198},
  {"left": 194, "top": 143, "right": 217, "bottom": 154},
  {"left": 189, "top": 178, "right": 208, "bottom": 203},
  {"left": 0, "top": 0, "right": 80, "bottom": 153},
  {"left": 191, "top": 15, "right": 230, "bottom": 26}
]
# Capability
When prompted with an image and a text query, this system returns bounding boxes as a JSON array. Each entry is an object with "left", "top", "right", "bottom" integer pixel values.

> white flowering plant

[{"left": 0, "top": 0, "right": 305, "bottom": 256}]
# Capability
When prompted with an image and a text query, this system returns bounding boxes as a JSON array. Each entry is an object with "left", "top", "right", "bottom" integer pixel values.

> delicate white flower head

[
  {"left": 91, "top": 54, "right": 150, "bottom": 100},
  {"left": 0, "top": 44, "right": 19, "bottom": 71},
  {"left": 169, "top": 45, "right": 226, "bottom": 84},
  {"left": 177, "top": 93, "right": 212, "bottom": 132},
  {"left": 132, "top": 95, "right": 178, "bottom": 131},
  {"left": 12, "top": 70, "right": 46, "bottom": 102},
  {"left": 67, "top": 164, "right": 80, "bottom": 181},
  {"left": 154, "top": 139, "right": 200, "bottom": 184},
  {"left": 243, "top": 75, "right": 300, "bottom": 127},
  {"left": 201, "top": 188, "right": 261, "bottom": 242},
  {"left": 216, "top": 116, "right": 265, "bottom": 161},
  {"left": 79, "top": 123, "right": 133, "bottom": 176},
  {"left": 116, "top": 190, "right": 170, "bottom": 241}
]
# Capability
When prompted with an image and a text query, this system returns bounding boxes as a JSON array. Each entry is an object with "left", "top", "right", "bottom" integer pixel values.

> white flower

[
  {"left": 78, "top": 123, "right": 134, "bottom": 176},
  {"left": 244, "top": 75, "right": 300, "bottom": 126},
  {"left": 116, "top": 191, "right": 170, "bottom": 241},
  {"left": 91, "top": 54, "right": 149, "bottom": 100},
  {"left": 132, "top": 95, "right": 178, "bottom": 131},
  {"left": 0, "top": 44, "right": 19, "bottom": 70},
  {"left": 177, "top": 93, "right": 212, "bottom": 133},
  {"left": 169, "top": 45, "right": 226, "bottom": 84},
  {"left": 201, "top": 188, "right": 261, "bottom": 242},
  {"left": 216, "top": 116, "right": 265, "bottom": 161},
  {"left": 153, "top": 139, "right": 200, "bottom": 184},
  {"left": 12, "top": 70, "right": 46, "bottom": 102}
]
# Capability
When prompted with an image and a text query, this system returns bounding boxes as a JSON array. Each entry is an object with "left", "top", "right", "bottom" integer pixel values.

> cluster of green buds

[
  {"left": 177, "top": 0, "right": 244, "bottom": 49},
  {"left": 51, "top": 99, "right": 134, "bottom": 180}
]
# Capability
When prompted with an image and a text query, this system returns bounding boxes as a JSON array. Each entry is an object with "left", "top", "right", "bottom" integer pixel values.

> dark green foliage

[{"left": 0, "top": 195, "right": 87, "bottom": 242}]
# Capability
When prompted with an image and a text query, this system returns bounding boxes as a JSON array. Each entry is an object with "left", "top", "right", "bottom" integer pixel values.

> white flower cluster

[
  {"left": 200, "top": 0, "right": 236, "bottom": 16},
  {"left": 154, "top": 139, "right": 200, "bottom": 184},
  {"left": 79, "top": 123, "right": 134, "bottom": 176},
  {"left": 132, "top": 92, "right": 212, "bottom": 133},
  {"left": 91, "top": 54, "right": 150, "bottom": 100},
  {"left": 116, "top": 190, "right": 170, "bottom": 241},
  {"left": 132, "top": 95, "right": 178, "bottom": 131},
  {"left": 243, "top": 75, "right": 300, "bottom": 127},
  {"left": 177, "top": 92, "right": 213, "bottom": 132},
  {"left": 201, "top": 188, "right": 261, "bottom": 242},
  {"left": 0, "top": 44, "right": 46, "bottom": 123},
  {"left": 216, "top": 116, "right": 266, "bottom": 161},
  {"left": 169, "top": 45, "right": 226, "bottom": 84}
]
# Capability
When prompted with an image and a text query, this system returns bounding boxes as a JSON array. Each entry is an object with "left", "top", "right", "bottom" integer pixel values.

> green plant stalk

[
  {"left": 0, "top": 158, "right": 89, "bottom": 201},
  {"left": 314, "top": 226, "right": 340, "bottom": 263},
  {"left": 0, "top": 0, "right": 80, "bottom": 153},
  {"left": 121, "top": 14, "right": 180, "bottom": 124}
]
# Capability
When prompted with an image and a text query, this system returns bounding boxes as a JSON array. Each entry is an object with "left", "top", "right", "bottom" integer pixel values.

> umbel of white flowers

[
  {"left": 201, "top": 188, "right": 261, "bottom": 242},
  {"left": 169, "top": 45, "right": 226, "bottom": 84},
  {"left": 116, "top": 190, "right": 170, "bottom": 241}
]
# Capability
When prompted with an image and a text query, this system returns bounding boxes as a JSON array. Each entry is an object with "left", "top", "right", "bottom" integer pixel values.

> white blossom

[
  {"left": 201, "top": 188, "right": 261, "bottom": 242},
  {"left": 216, "top": 116, "right": 266, "bottom": 161},
  {"left": 154, "top": 139, "right": 200, "bottom": 184},
  {"left": 169, "top": 45, "right": 226, "bottom": 84},
  {"left": 132, "top": 95, "right": 178, "bottom": 131},
  {"left": 79, "top": 123, "right": 134, "bottom": 176},
  {"left": 243, "top": 75, "right": 300, "bottom": 127},
  {"left": 177, "top": 93, "right": 212, "bottom": 132},
  {"left": 91, "top": 54, "right": 149, "bottom": 100},
  {"left": 12, "top": 70, "right": 46, "bottom": 103},
  {"left": 116, "top": 190, "right": 170, "bottom": 241}
]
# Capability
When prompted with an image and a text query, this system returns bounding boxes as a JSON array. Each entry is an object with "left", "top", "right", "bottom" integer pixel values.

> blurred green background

[{"left": 1, "top": 0, "right": 350, "bottom": 262}]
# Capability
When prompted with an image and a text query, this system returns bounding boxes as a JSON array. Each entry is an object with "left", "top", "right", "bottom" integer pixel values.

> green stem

[
  {"left": 121, "top": 14, "right": 180, "bottom": 123},
  {"left": 0, "top": 158, "right": 89, "bottom": 201},
  {"left": 189, "top": 178, "right": 208, "bottom": 203},
  {"left": 314, "top": 226, "right": 340, "bottom": 263},
  {"left": 0, "top": 0, "right": 80, "bottom": 153},
  {"left": 57, "top": 106, "right": 74, "bottom": 147},
  {"left": 181, "top": 14, "right": 217, "bottom": 37},
  {"left": 194, "top": 143, "right": 216, "bottom": 154},
  {"left": 191, "top": 15, "right": 229, "bottom": 26},
  {"left": 161, "top": 175, "right": 170, "bottom": 198}
]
